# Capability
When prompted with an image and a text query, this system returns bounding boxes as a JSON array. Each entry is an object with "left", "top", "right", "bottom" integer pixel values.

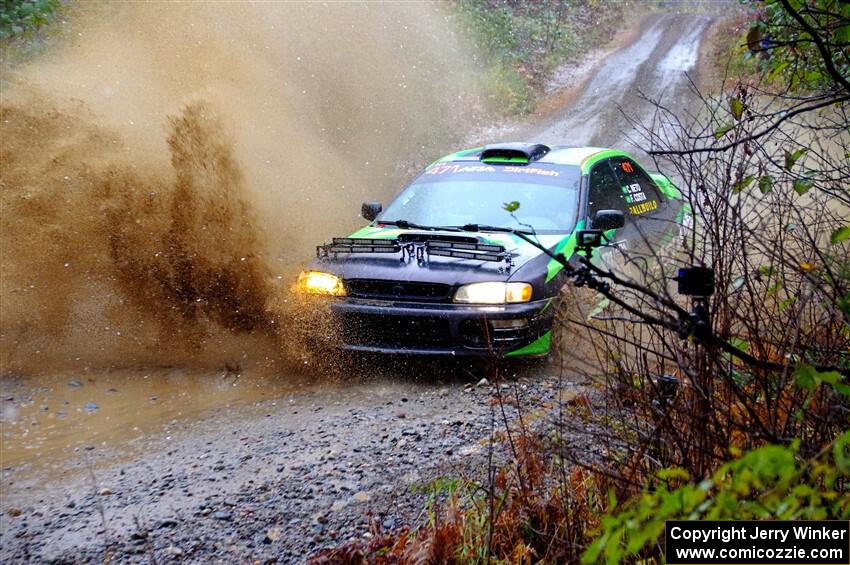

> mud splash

[
  {"left": 106, "top": 102, "right": 276, "bottom": 340},
  {"left": 1, "top": 94, "right": 290, "bottom": 370},
  {"left": 0, "top": 3, "right": 485, "bottom": 373}
]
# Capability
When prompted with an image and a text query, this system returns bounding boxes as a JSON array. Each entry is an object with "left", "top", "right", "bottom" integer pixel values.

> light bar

[
  {"left": 326, "top": 244, "right": 400, "bottom": 254},
  {"left": 317, "top": 238, "right": 401, "bottom": 258},
  {"left": 427, "top": 248, "right": 504, "bottom": 262},
  {"left": 427, "top": 241, "right": 504, "bottom": 253},
  {"left": 332, "top": 238, "right": 397, "bottom": 246},
  {"left": 426, "top": 240, "right": 508, "bottom": 263}
]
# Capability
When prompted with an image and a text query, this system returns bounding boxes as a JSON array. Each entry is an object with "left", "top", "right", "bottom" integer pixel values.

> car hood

[{"left": 308, "top": 225, "right": 569, "bottom": 285}]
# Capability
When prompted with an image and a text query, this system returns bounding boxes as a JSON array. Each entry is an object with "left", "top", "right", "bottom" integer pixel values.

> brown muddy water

[{"left": 0, "top": 368, "right": 313, "bottom": 472}]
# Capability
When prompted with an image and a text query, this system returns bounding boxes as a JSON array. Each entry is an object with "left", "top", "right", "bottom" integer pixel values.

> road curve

[{"left": 530, "top": 13, "right": 712, "bottom": 157}]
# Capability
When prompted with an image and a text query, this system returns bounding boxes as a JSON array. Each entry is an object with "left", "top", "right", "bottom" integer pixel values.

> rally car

[{"left": 297, "top": 143, "right": 684, "bottom": 358}]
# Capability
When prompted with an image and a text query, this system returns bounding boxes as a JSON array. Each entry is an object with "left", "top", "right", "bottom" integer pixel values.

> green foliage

[
  {"left": 714, "top": 123, "right": 734, "bottom": 138},
  {"left": 488, "top": 61, "right": 535, "bottom": 115},
  {"left": 792, "top": 177, "right": 814, "bottom": 195},
  {"left": 795, "top": 363, "right": 850, "bottom": 396},
  {"left": 583, "top": 366, "right": 850, "bottom": 565},
  {"left": 456, "top": 1, "right": 583, "bottom": 69},
  {"left": 745, "top": 0, "right": 849, "bottom": 92},
  {"left": 729, "top": 96, "right": 745, "bottom": 120},
  {"left": 0, "top": 0, "right": 60, "bottom": 40},
  {"left": 457, "top": 2, "right": 521, "bottom": 61},
  {"left": 731, "top": 175, "right": 754, "bottom": 193},
  {"left": 583, "top": 435, "right": 850, "bottom": 565},
  {"left": 713, "top": 16, "right": 760, "bottom": 80},
  {"left": 831, "top": 226, "right": 850, "bottom": 245},
  {"left": 784, "top": 148, "right": 807, "bottom": 170}
]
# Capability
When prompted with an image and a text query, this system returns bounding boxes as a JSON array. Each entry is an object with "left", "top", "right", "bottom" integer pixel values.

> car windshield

[{"left": 378, "top": 162, "right": 581, "bottom": 233}]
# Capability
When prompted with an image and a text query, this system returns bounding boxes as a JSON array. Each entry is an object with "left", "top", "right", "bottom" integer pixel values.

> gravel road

[{"left": 2, "top": 366, "right": 573, "bottom": 563}]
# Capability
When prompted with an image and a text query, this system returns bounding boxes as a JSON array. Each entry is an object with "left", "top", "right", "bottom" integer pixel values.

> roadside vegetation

[
  {"left": 314, "top": 0, "right": 849, "bottom": 563},
  {"left": 451, "top": 0, "right": 634, "bottom": 115},
  {"left": 0, "top": 0, "right": 63, "bottom": 62},
  {"left": 0, "top": 0, "right": 59, "bottom": 39}
]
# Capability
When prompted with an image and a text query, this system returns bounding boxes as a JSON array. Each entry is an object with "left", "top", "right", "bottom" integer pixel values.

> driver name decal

[
  {"left": 620, "top": 182, "right": 658, "bottom": 215},
  {"left": 622, "top": 182, "right": 647, "bottom": 203}
]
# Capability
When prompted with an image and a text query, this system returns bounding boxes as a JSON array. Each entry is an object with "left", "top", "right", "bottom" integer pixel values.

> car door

[
  {"left": 586, "top": 159, "right": 630, "bottom": 270},
  {"left": 608, "top": 157, "right": 671, "bottom": 257}
]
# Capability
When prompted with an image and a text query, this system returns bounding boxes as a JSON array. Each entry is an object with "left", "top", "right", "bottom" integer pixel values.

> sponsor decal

[
  {"left": 425, "top": 163, "right": 560, "bottom": 177},
  {"left": 628, "top": 199, "right": 658, "bottom": 216},
  {"left": 426, "top": 163, "right": 496, "bottom": 175}
]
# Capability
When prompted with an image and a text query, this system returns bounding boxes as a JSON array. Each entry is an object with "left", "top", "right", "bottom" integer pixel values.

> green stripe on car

[
  {"left": 505, "top": 330, "right": 551, "bottom": 357},
  {"left": 545, "top": 219, "right": 584, "bottom": 283}
]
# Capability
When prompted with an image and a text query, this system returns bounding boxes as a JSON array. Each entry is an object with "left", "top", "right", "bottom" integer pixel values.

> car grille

[
  {"left": 345, "top": 279, "right": 452, "bottom": 303},
  {"left": 337, "top": 312, "right": 451, "bottom": 348}
]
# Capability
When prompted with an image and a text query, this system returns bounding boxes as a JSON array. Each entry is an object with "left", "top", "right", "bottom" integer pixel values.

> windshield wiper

[
  {"left": 377, "top": 220, "right": 462, "bottom": 232},
  {"left": 455, "top": 224, "right": 553, "bottom": 257},
  {"left": 456, "top": 224, "right": 535, "bottom": 235}
]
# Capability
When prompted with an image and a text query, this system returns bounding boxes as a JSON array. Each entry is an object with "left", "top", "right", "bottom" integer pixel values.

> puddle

[{"left": 0, "top": 367, "right": 310, "bottom": 472}]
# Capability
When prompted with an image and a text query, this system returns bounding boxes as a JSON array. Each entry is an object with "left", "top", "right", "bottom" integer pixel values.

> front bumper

[{"left": 327, "top": 297, "right": 555, "bottom": 357}]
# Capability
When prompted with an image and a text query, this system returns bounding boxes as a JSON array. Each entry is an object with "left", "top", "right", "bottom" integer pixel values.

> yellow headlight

[
  {"left": 297, "top": 271, "right": 346, "bottom": 296},
  {"left": 454, "top": 282, "right": 532, "bottom": 304}
]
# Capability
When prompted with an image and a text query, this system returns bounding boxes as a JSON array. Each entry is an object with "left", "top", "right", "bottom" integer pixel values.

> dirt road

[
  {"left": 0, "top": 13, "right": 713, "bottom": 564},
  {"left": 529, "top": 13, "right": 712, "bottom": 157},
  {"left": 3, "top": 362, "right": 566, "bottom": 563}
]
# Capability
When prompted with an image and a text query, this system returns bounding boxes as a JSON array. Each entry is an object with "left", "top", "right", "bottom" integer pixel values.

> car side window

[
  {"left": 588, "top": 161, "right": 626, "bottom": 217},
  {"left": 609, "top": 158, "right": 663, "bottom": 217}
]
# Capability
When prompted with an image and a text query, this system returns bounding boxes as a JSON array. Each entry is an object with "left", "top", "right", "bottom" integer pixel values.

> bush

[
  {"left": 0, "top": 0, "right": 60, "bottom": 40},
  {"left": 586, "top": 391, "right": 850, "bottom": 564}
]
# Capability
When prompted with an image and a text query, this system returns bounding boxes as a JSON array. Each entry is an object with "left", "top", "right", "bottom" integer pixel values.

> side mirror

[
  {"left": 592, "top": 209, "right": 625, "bottom": 231},
  {"left": 361, "top": 201, "right": 382, "bottom": 221}
]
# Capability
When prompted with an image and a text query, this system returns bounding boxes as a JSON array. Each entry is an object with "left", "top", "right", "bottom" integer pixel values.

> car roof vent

[{"left": 479, "top": 143, "right": 550, "bottom": 164}]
